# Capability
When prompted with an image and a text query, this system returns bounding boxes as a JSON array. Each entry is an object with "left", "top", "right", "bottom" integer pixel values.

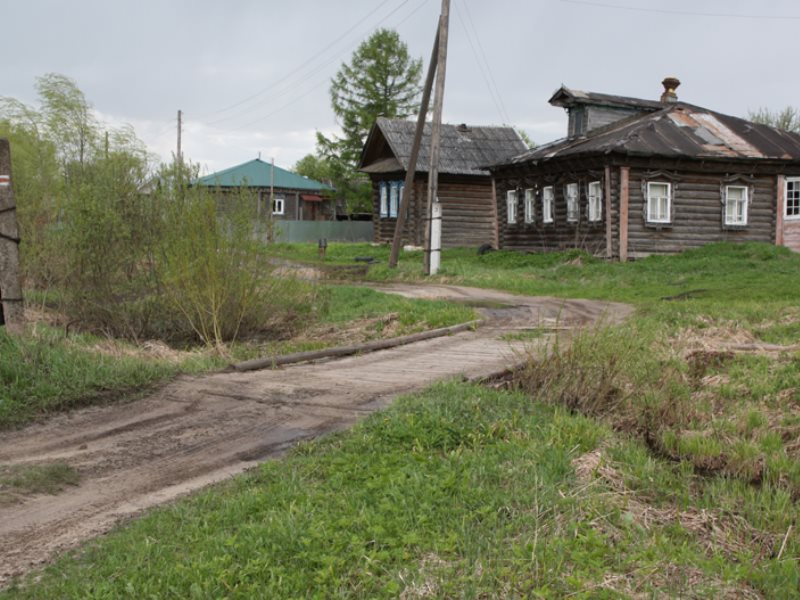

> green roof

[{"left": 195, "top": 158, "right": 333, "bottom": 192}]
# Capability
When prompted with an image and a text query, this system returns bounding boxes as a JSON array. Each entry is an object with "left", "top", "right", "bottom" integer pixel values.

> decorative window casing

[
  {"left": 565, "top": 183, "right": 579, "bottom": 223},
  {"left": 587, "top": 181, "right": 602, "bottom": 222},
  {"left": 542, "top": 186, "right": 554, "bottom": 224},
  {"left": 379, "top": 181, "right": 403, "bottom": 218},
  {"left": 787, "top": 178, "right": 800, "bottom": 219},
  {"left": 646, "top": 181, "right": 671, "bottom": 224},
  {"left": 272, "top": 196, "right": 285, "bottom": 215},
  {"left": 524, "top": 188, "right": 535, "bottom": 223},
  {"left": 506, "top": 189, "right": 518, "bottom": 224},
  {"left": 379, "top": 182, "right": 389, "bottom": 218},
  {"left": 724, "top": 185, "right": 748, "bottom": 226}
]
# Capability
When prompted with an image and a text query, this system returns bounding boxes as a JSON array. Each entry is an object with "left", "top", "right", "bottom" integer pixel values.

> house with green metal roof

[{"left": 195, "top": 158, "right": 335, "bottom": 221}]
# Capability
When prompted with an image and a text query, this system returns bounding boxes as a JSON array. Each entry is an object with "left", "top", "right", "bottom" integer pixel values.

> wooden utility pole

[
  {"left": 388, "top": 28, "right": 440, "bottom": 268},
  {"left": 424, "top": 0, "right": 450, "bottom": 275}
]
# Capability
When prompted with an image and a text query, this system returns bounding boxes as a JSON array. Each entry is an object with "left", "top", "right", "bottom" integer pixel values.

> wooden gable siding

[
  {"left": 496, "top": 173, "right": 609, "bottom": 256},
  {"left": 371, "top": 174, "right": 495, "bottom": 248},
  {"left": 625, "top": 170, "right": 775, "bottom": 257}
]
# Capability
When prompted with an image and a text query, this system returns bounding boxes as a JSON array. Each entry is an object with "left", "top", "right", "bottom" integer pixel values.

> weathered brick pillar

[{"left": 0, "top": 138, "right": 24, "bottom": 333}]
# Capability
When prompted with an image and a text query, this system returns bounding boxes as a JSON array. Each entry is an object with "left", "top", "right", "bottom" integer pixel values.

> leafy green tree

[
  {"left": 748, "top": 106, "right": 800, "bottom": 133},
  {"left": 316, "top": 28, "right": 422, "bottom": 214},
  {"left": 293, "top": 153, "right": 334, "bottom": 187}
]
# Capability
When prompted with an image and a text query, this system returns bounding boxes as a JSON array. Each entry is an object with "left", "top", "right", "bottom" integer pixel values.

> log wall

[
  {"left": 372, "top": 174, "right": 496, "bottom": 248},
  {"left": 625, "top": 169, "right": 775, "bottom": 256},
  {"left": 496, "top": 173, "right": 609, "bottom": 255}
]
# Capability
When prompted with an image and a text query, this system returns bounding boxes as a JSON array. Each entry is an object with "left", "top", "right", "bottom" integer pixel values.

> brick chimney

[{"left": 660, "top": 77, "right": 680, "bottom": 104}]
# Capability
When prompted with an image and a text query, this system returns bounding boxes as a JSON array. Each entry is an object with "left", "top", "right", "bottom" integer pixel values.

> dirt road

[{"left": 0, "top": 285, "right": 631, "bottom": 585}]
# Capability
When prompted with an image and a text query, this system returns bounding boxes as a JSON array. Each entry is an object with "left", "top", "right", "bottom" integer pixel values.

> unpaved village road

[{"left": 0, "top": 284, "right": 631, "bottom": 585}]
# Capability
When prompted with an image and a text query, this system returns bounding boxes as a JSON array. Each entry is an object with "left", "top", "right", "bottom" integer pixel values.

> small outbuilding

[
  {"left": 489, "top": 79, "right": 800, "bottom": 259},
  {"left": 195, "top": 158, "right": 335, "bottom": 221},
  {"left": 359, "top": 118, "right": 527, "bottom": 248}
]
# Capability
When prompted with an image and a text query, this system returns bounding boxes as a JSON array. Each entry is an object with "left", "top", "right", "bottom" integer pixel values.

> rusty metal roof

[
  {"left": 360, "top": 117, "right": 527, "bottom": 176},
  {"left": 495, "top": 103, "right": 800, "bottom": 168}
]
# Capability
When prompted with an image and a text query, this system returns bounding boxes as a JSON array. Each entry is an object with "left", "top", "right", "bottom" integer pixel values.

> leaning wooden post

[
  {"left": 0, "top": 139, "right": 24, "bottom": 333},
  {"left": 388, "top": 28, "right": 440, "bottom": 268},
  {"left": 424, "top": 0, "right": 450, "bottom": 276}
]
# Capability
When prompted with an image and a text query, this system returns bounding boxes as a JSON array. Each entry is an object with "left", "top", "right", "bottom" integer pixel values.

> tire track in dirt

[{"left": 0, "top": 285, "right": 632, "bottom": 586}]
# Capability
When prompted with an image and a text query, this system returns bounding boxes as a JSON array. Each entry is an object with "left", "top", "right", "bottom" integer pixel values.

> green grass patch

[
  {"left": 3, "top": 382, "right": 792, "bottom": 598},
  {"left": 3, "top": 285, "right": 474, "bottom": 429},
  {"left": 0, "top": 327, "right": 183, "bottom": 429},
  {"left": 0, "top": 463, "right": 80, "bottom": 504}
]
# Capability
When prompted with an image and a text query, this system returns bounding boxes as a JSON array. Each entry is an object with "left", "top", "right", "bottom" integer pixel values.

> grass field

[
  {"left": 3, "top": 241, "right": 799, "bottom": 596},
  {"left": 2, "top": 383, "right": 794, "bottom": 598},
  {"left": 0, "top": 284, "right": 474, "bottom": 429}
]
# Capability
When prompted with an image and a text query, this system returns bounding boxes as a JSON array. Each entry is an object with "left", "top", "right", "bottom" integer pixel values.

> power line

[
  {"left": 193, "top": 0, "right": 400, "bottom": 122},
  {"left": 453, "top": 0, "right": 510, "bottom": 125},
  {"left": 560, "top": 0, "right": 800, "bottom": 20},
  {"left": 460, "top": 0, "right": 511, "bottom": 124},
  {"left": 197, "top": 0, "right": 431, "bottom": 131}
]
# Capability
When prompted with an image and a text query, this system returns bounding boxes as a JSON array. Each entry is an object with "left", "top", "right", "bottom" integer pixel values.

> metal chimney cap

[{"left": 661, "top": 77, "right": 681, "bottom": 104}]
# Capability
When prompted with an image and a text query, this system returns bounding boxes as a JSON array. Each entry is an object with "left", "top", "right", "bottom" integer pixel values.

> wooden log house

[
  {"left": 359, "top": 118, "right": 527, "bottom": 248},
  {"left": 489, "top": 78, "right": 800, "bottom": 258}
]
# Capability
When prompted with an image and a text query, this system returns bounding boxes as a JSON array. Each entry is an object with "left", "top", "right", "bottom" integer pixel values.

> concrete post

[{"left": 0, "top": 138, "right": 24, "bottom": 333}]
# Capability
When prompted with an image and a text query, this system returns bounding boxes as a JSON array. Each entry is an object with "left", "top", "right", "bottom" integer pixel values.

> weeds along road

[{"left": 0, "top": 284, "right": 631, "bottom": 585}]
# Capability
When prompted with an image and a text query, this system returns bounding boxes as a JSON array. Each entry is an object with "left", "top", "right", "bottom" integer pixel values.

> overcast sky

[{"left": 4, "top": 0, "right": 799, "bottom": 174}]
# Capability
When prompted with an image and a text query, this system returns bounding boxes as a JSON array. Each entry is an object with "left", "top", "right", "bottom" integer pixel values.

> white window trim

[
  {"left": 646, "top": 181, "right": 672, "bottom": 224},
  {"left": 565, "top": 183, "right": 579, "bottom": 223},
  {"left": 379, "top": 182, "right": 389, "bottom": 218},
  {"left": 724, "top": 185, "right": 748, "bottom": 226},
  {"left": 587, "top": 181, "right": 603, "bottom": 222},
  {"left": 272, "top": 196, "right": 285, "bottom": 216},
  {"left": 524, "top": 188, "right": 535, "bottom": 223},
  {"left": 506, "top": 189, "right": 518, "bottom": 224},
  {"left": 786, "top": 177, "right": 800, "bottom": 220},
  {"left": 542, "top": 186, "right": 554, "bottom": 224},
  {"left": 389, "top": 181, "right": 401, "bottom": 218}
]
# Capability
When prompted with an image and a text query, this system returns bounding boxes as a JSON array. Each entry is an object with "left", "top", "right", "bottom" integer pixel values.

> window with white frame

[
  {"left": 724, "top": 185, "right": 748, "bottom": 225},
  {"left": 389, "top": 181, "right": 403, "bottom": 218},
  {"left": 587, "top": 181, "right": 603, "bottom": 222},
  {"left": 272, "top": 196, "right": 285, "bottom": 215},
  {"left": 524, "top": 188, "right": 535, "bottom": 223},
  {"left": 379, "top": 181, "right": 389, "bottom": 218},
  {"left": 787, "top": 178, "right": 800, "bottom": 219},
  {"left": 506, "top": 189, "right": 518, "bottom": 224},
  {"left": 379, "top": 180, "right": 403, "bottom": 218},
  {"left": 542, "top": 186, "right": 554, "bottom": 223},
  {"left": 565, "top": 183, "right": 579, "bottom": 222},
  {"left": 646, "top": 181, "right": 671, "bottom": 224}
]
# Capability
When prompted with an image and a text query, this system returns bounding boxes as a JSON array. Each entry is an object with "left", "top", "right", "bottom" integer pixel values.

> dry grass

[{"left": 572, "top": 448, "right": 778, "bottom": 563}]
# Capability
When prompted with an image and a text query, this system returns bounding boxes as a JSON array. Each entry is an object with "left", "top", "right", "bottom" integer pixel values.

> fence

[{"left": 272, "top": 220, "right": 373, "bottom": 243}]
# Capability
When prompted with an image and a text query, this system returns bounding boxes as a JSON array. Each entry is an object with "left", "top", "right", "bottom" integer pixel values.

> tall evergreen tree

[{"left": 316, "top": 28, "right": 422, "bottom": 213}]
